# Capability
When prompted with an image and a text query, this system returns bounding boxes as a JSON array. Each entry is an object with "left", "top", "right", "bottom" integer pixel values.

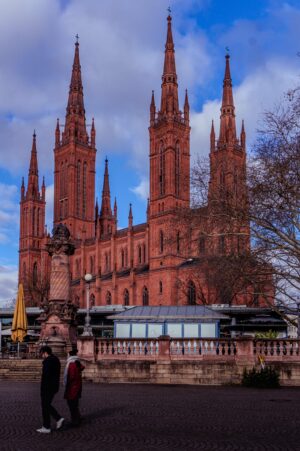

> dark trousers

[
  {"left": 67, "top": 398, "right": 80, "bottom": 426},
  {"left": 41, "top": 393, "right": 61, "bottom": 429}
]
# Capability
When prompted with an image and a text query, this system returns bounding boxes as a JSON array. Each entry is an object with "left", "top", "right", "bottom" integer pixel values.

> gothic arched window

[
  {"left": 124, "top": 289, "right": 129, "bottom": 306},
  {"left": 90, "top": 256, "right": 94, "bottom": 274},
  {"left": 90, "top": 294, "right": 95, "bottom": 307},
  {"left": 159, "top": 142, "right": 165, "bottom": 196},
  {"left": 187, "top": 280, "right": 196, "bottom": 305},
  {"left": 121, "top": 249, "right": 125, "bottom": 268},
  {"left": 33, "top": 262, "right": 38, "bottom": 287},
  {"left": 76, "top": 160, "right": 81, "bottom": 216},
  {"left": 159, "top": 281, "right": 163, "bottom": 294},
  {"left": 159, "top": 230, "right": 164, "bottom": 253},
  {"left": 138, "top": 245, "right": 142, "bottom": 264},
  {"left": 175, "top": 141, "right": 180, "bottom": 196},
  {"left": 199, "top": 236, "right": 206, "bottom": 254},
  {"left": 32, "top": 207, "right": 36, "bottom": 236},
  {"left": 124, "top": 247, "right": 128, "bottom": 267},
  {"left": 142, "top": 287, "right": 149, "bottom": 306},
  {"left": 176, "top": 231, "right": 180, "bottom": 253},
  {"left": 219, "top": 235, "right": 225, "bottom": 254},
  {"left": 36, "top": 208, "right": 40, "bottom": 237},
  {"left": 106, "top": 291, "right": 112, "bottom": 305},
  {"left": 23, "top": 262, "right": 26, "bottom": 280},
  {"left": 83, "top": 162, "right": 87, "bottom": 219}
]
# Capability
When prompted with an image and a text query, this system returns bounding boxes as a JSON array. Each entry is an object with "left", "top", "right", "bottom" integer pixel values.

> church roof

[{"left": 108, "top": 305, "right": 228, "bottom": 320}]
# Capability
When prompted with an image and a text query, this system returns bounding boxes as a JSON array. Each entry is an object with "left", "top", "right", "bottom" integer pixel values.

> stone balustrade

[
  {"left": 5, "top": 337, "right": 300, "bottom": 364},
  {"left": 76, "top": 337, "right": 300, "bottom": 364}
]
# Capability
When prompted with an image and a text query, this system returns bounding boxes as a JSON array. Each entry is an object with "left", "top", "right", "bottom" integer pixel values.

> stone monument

[{"left": 38, "top": 223, "right": 77, "bottom": 356}]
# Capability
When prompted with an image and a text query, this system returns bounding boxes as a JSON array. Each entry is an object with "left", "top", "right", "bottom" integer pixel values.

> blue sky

[{"left": 0, "top": 0, "right": 299, "bottom": 304}]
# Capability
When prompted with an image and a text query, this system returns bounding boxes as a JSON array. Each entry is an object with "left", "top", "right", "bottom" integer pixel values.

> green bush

[{"left": 242, "top": 366, "right": 280, "bottom": 388}]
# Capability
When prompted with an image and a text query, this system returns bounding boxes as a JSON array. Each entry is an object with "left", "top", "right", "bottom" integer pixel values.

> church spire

[
  {"left": 100, "top": 158, "right": 112, "bottom": 218},
  {"left": 160, "top": 14, "right": 179, "bottom": 115},
  {"left": 62, "top": 39, "right": 88, "bottom": 145},
  {"left": 218, "top": 54, "right": 237, "bottom": 143},
  {"left": 27, "top": 131, "right": 39, "bottom": 199}
]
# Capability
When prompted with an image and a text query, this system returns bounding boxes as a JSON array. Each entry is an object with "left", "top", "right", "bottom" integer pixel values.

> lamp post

[{"left": 82, "top": 273, "right": 93, "bottom": 337}]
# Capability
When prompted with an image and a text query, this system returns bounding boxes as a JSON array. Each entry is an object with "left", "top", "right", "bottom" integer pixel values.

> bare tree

[{"left": 182, "top": 87, "right": 300, "bottom": 313}]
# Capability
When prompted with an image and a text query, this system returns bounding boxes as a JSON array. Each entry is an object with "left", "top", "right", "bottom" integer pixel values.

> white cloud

[
  {"left": 45, "top": 183, "right": 54, "bottom": 232},
  {"left": 190, "top": 59, "right": 299, "bottom": 161},
  {"left": 131, "top": 177, "right": 149, "bottom": 201},
  {"left": 0, "top": 264, "right": 18, "bottom": 306}
]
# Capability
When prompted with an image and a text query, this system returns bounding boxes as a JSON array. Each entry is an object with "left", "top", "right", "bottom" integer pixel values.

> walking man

[
  {"left": 37, "top": 345, "right": 64, "bottom": 433},
  {"left": 64, "top": 348, "right": 85, "bottom": 427}
]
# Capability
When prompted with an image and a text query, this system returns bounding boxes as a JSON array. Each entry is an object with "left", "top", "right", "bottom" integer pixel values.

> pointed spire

[
  {"left": 27, "top": 131, "right": 39, "bottom": 199},
  {"left": 160, "top": 15, "right": 179, "bottom": 115},
  {"left": 55, "top": 118, "right": 60, "bottom": 147},
  {"left": 62, "top": 39, "right": 88, "bottom": 145},
  {"left": 42, "top": 176, "right": 46, "bottom": 201},
  {"left": 21, "top": 177, "right": 25, "bottom": 201},
  {"left": 91, "top": 117, "right": 96, "bottom": 147},
  {"left": 95, "top": 197, "right": 99, "bottom": 220},
  {"left": 150, "top": 90, "right": 156, "bottom": 125},
  {"left": 128, "top": 203, "right": 133, "bottom": 229},
  {"left": 219, "top": 54, "right": 237, "bottom": 143},
  {"left": 240, "top": 119, "right": 246, "bottom": 149},
  {"left": 100, "top": 158, "right": 112, "bottom": 218},
  {"left": 184, "top": 89, "right": 189, "bottom": 123},
  {"left": 210, "top": 120, "right": 215, "bottom": 150},
  {"left": 114, "top": 197, "right": 117, "bottom": 218}
]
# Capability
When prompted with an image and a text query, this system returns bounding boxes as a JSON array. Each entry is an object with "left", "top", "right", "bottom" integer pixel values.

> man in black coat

[{"left": 37, "top": 345, "right": 64, "bottom": 433}]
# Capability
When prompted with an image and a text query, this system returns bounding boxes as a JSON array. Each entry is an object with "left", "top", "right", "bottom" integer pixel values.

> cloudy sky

[{"left": 0, "top": 0, "right": 299, "bottom": 305}]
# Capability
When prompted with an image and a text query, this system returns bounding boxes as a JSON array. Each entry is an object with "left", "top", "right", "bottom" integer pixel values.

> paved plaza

[{"left": 0, "top": 381, "right": 299, "bottom": 451}]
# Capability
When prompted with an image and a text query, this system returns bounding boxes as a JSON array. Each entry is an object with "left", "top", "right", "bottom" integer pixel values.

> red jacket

[{"left": 64, "top": 360, "right": 85, "bottom": 400}]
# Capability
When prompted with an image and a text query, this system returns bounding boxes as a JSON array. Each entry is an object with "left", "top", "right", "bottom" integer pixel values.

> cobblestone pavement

[{"left": 0, "top": 381, "right": 300, "bottom": 451}]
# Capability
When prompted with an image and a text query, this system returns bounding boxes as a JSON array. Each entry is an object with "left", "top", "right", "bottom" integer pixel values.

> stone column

[{"left": 38, "top": 224, "right": 77, "bottom": 356}]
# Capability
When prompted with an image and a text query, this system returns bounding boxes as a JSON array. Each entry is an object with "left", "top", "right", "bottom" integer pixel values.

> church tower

[
  {"left": 208, "top": 54, "right": 249, "bottom": 254},
  {"left": 148, "top": 14, "right": 190, "bottom": 282},
  {"left": 149, "top": 15, "right": 190, "bottom": 217},
  {"left": 19, "top": 132, "right": 46, "bottom": 305},
  {"left": 54, "top": 39, "right": 96, "bottom": 239}
]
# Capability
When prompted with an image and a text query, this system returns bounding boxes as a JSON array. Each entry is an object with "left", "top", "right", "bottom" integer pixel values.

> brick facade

[{"left": 19, "top": 16, "right": 271, "bottom": 308}]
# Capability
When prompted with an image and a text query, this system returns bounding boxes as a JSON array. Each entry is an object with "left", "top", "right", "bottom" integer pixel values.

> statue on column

[{"left": 38, "top": 223, "right": 77, "bottom": 356}]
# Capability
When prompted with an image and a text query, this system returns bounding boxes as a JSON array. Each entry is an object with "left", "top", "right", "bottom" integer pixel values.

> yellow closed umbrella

[{"left": 11, "top": 283, "right": 28, "bottom": 343}]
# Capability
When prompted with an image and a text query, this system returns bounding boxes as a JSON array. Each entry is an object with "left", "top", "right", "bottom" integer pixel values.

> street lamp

[{"left": 82, "top": 273, "right": 93, "bottom": 336}]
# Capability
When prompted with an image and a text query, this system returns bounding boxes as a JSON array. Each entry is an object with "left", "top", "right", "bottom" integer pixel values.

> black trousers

[
  {"left": 41, "top": 393, "right": 61, "bottom": 429},
  {"left": 67, "top": 398, "right": 81, "bottom": 426}
]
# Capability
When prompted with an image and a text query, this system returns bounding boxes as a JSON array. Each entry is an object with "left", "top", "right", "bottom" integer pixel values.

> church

[{"left": 18, "top": 15, "right": 270, "bottom": 309}]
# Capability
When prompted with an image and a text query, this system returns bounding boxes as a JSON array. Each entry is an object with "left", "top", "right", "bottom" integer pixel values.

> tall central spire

[
  {"left": 218, "top": 54, "right": 237, "bottom": 143},
  {"left": 100, "top": 158, "right": 112, "bottom": 218},
  {"left": 160, "top": 15, "right": 179, "bottom": 115},
  {"left": 27, "top": 131, "right": 39, "bottom": 199},
  {"left": 62, "top": 40, "right": 88, "bottom": 145}
]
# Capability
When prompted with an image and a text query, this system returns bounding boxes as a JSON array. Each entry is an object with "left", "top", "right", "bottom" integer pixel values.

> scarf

[{"left": 63, "top": 355, "right": 80, "bottom": 387}]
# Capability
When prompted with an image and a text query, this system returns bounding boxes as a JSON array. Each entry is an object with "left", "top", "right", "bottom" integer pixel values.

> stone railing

[
  {"left": 77, "top": 337, "right": 300, "bottom": 363},
  {"left": 254, "top": 339, "right": 300, "bottom": 360}
]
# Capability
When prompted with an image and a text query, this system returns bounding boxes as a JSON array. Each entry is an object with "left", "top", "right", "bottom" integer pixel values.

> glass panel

[
  {"left": 167, "top": 323, "right": 182, "bottom": 338},
  {"left": 115, "top": 323, "right": 130, "bottom": 338},
  {"left": 148, "top": 324, "right": 163, "bottom": 338},
  {"left": 184, "top": 323, "right": 199, "bottom": 338},
  {"left": 201, "top": 323, "right": 216, "bottom": 338},
  {"left": 132, "top": 323, "right": 147, "bottom": 338}
]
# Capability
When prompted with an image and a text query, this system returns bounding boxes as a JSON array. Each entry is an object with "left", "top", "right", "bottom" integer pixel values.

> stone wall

[{"left": 82, "top": 359, "right": 300, "bottom": 386}]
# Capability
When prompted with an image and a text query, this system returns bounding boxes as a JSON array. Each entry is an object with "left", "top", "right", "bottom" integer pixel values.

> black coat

[{"left": 41, "top": 354, "right": 61, "bottom": 397}]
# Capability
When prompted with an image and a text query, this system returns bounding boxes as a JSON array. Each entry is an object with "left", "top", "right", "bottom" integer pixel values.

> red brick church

[{"left": 18, "top": 16, "right": 270, "bottom": 308}]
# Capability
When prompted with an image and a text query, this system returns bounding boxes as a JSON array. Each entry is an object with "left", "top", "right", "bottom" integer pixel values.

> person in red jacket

[{"left": 63, "top": 348, "right": 85, "bottom": 427}]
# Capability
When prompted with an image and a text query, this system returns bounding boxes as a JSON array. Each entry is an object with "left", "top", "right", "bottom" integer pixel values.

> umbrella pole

[{"left": 17, "top": 341, "right": 19, "bottom": 359}]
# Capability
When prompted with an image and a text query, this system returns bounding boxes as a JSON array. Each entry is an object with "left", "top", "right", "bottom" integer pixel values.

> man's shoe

[
  {"left": 56, "top": 417, "right": 65, "bottom": 430},
  {"left": 36, "top": 427, "right": 51, "bottom": 434}
]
